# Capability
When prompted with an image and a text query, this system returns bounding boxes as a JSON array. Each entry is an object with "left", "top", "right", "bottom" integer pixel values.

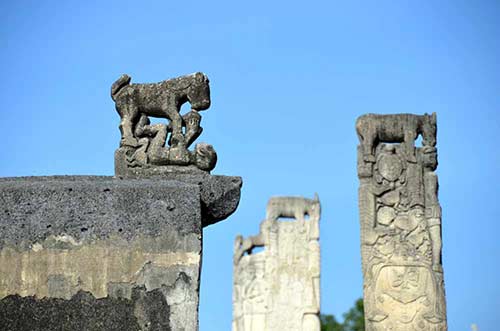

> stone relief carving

[
  {"left": 356, "top": 113, "right": 447, "bottom": 331},
  {"left": 233, "top": 195, "right": 321, "bottom": 331},
  {"left": 111, "top": 72, "right": 217, "bottom": 176}
]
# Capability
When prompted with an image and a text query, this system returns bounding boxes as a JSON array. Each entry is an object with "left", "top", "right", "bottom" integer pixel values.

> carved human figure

[
  {"left": 123, "top": 111, "right": 216, "bottom": 171},
  {"left": 422, "top": 147, "right": 442, "bottom": 271}
]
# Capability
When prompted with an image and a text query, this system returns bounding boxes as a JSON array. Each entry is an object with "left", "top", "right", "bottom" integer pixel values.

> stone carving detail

[
  {"left": 233, "top": 195, "right": 321, "bottom": 331},
  {"left": 356, "top": 113, "right": 436, "bottom": 163},
  {"left": 356, "top": 113, "right": 447, "bottom": 330},
  {"left": 111, "top": 72, "right": 217, "bottom": 176}
]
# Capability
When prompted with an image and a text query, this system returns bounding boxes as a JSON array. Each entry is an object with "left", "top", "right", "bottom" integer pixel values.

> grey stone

[
  {"left": 0, "top": 175, "right": 242, "bottom": 330},
  {"left": 0, "top": 288, "right": 169, "bottom": 331},
  {"left": 356, "top": 113, "right": 447, "bottom": 330},
  {"left": 111, "top": 72, "right": 218, "bottom": 174},
  {"left": 109, "top": 173, "right": 242, "bottom": 227}
]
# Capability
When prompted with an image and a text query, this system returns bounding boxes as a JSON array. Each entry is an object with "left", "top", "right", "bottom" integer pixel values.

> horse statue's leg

[
  {"left": 118, "top": 104, "right": 140, "bottom": 147},
  {"left": 404, "top": 129, "right": 418, "bottom": 163},
  {"left": 362, "top": 130, "right": 377, "bottom": 163}
]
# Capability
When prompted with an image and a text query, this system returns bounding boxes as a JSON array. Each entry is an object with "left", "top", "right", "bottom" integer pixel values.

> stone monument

[
  {"left": 356, "top": 113, "right": 447, "bottom": 330},
  {"left": 112, "top": 72, "right": 217, "bottom": 177},
  {"left": 233, "top": 195, "right": 321, "bottom": 331},
  {"left": 0, "top": 72, "right": 242, "bottom": 331}
]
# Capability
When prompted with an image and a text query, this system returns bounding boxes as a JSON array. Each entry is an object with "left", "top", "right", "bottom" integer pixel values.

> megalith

[
  {"left": 356, "top": 113, "right": 447, "bottom": 330},
  {"left": 233, "top": 195, "right": 321, "bottom": 331}
]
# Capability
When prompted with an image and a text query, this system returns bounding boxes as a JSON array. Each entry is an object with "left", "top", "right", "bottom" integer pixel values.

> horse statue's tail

[{"left": 111, "top": 74, "right": 131, "bottom": 101}]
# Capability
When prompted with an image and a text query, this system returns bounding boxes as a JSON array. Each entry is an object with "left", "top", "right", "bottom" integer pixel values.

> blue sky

[{"left": 1, "top": 1, "right": 499, "bottom": 330}]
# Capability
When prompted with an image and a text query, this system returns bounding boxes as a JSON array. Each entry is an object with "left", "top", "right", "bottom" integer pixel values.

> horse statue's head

[
  {"left": 187, "top": 72, "right": 211, "bottom": 111},
  {"left": 421, "top": 112, "right": 437, "bottom": 147},
  {"left": 307, "top": 193, "right": 321, "bottom": 220}
]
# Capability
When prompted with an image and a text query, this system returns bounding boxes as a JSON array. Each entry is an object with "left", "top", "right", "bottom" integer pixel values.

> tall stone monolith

[
  {"left": 0, "top": 72, "right": 242, "bottom": 331},
  {"left": 356, "top": 113, "right": 447, "bottom": 330},
  {"left": 233, "top": 195, "right": 321, "bottom": 331}
]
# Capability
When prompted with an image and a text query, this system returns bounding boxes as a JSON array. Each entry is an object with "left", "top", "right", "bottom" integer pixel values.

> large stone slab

[
  {"left": 356, "top": 113, "right": 447, "bottom": 330},
  {"left": 0, "top": 175, "right": 241, "bottom": 331},
  {"left": 233, "top": 195, "right": 321, "bottom": 331}
]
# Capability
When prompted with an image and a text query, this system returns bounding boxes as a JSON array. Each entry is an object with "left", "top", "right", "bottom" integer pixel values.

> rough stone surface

[
  {"left": 233, "top": 195, "right": 321, "bottom": 331},
  {"left": 0, "top": 288, "right": 168, "bottom": 331},
  {"left": 0, "top": 175, "right": 241, "bottom": 331},
  {"left": 356, "top": 113, "right": 447, "bottom": 330},
  {"left": 111, "top": 72, "right": 218, "bottom": 173},
  {"left": 111, "top": 173, "right": 242, "bottom": 227}
]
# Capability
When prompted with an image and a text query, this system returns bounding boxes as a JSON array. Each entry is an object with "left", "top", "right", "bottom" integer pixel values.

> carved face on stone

[
  {"left": 422, "top": 148, "right": 438, "bottom": 171},
  {"left": 408, "top": 207, "right": 426, "bottom": 227},
  {"left": 188, "top": 73, "right": 211, "bottom": 110},
  {"left": 254, "top": 260, "right": 265, "bottom": 279},
  {"left": 378, "top": 153, "right": 404, "bottom": 182},
  {"left": 194, "top": 143, "right": 217, "bottom": 171}
]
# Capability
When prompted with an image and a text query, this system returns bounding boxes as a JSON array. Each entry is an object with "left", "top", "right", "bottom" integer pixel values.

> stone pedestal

[
  {"left": 0, "top": 175, "right": 241, "bottom": 331},
  {"left": 356, "top": 113, "right": 447, "bottom": 330}
]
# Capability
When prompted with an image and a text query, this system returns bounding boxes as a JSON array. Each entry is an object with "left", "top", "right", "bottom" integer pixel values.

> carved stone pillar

[
  {"left": 356, "top": 113, "right": 447, "bottom": 330},
  {"left": 233, "top": 195, "right": 321, "bottom": 331}
]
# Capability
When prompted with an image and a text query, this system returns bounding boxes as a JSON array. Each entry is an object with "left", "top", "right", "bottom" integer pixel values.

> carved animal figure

[
  {"left": 111, "top": 72, "right": 210, "bottom": 148},
  {"left": 266, "top": 194, "right": 320, "bottom": 222},
  {"left": 356, "top": 113, "right": 436, "bottom": 162}
]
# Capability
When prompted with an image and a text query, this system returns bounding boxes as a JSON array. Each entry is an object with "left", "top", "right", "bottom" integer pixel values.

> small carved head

[
  {"left": 422, "top": 147, "right": 438, "bottom": 171},
  {"left": 422, "top": 112, "right": 437, "bottom": 147},
  {"left": 308, "top": 193, "right": 321, "bottom": 219},
  {"left": 194, "top": 143, "right": 217, "bottom": 171},
  {"left": 134, "top": 114, "right": 151, "bottom": 137},
  {"left": 408, "top": 206, "right": 425, "bottom": 225},
  {"left": 188, "top": 72, "right": 211, "bottom": 111}
]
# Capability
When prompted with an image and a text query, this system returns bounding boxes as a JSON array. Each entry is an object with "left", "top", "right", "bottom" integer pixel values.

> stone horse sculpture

[
  {"left": 266, "top": 193, "right": 321, "bottom": 222},
  {"left": 356, "top": 113, "right": 436, "bottom": 163},
  {"left": 111, "top": 72, "right": 210, "bottom": 148},
  {"left": 234, "top": 194, "right": 321, "bottom": 264}
]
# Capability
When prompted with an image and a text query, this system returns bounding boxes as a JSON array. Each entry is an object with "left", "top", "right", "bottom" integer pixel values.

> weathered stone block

[{"left": 0, "top": 175, "right": 241, "bottom": 331}]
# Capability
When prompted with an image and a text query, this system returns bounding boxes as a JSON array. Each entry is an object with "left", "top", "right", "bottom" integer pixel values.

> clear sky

[{"left": 1, "top": 1, "right": 499, "bottom": 330}]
